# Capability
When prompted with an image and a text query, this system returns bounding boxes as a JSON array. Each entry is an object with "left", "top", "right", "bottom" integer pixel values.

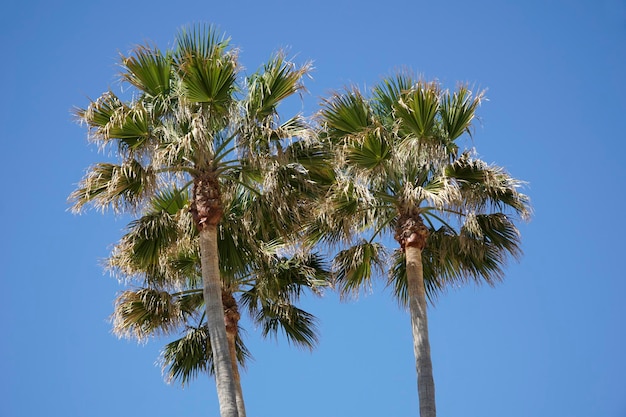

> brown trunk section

[
  {"left": 394, "top": 208, "right": 430, "bottom": 250},
  {"left": 223, "top": 290, "right": 246, "bottom": 417},
  {"left": 190, "top": 171, "right": 223, "bottom": 229}
]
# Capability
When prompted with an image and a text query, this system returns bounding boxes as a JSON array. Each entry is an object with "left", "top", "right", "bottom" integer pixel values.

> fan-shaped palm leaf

[
  {"left": 69, "top": 160, "right": 155, "bottom": 213},
  {"left": 121, "top": 45, "right": 173, "bottom": 98}
]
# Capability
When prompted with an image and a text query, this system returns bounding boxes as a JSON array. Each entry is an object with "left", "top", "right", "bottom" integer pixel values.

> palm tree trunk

[
  {"left": 405, "top": 242, "right": 437, "bottom": 417},
  {"left": 227, "top": 332, "right": 246, "bottom": 417},
  {"left": 199, "top": 225, "right": 239, "bottom": 417},
  {"left": 223, "top": 290, "right": 246, "bottom": 417}
]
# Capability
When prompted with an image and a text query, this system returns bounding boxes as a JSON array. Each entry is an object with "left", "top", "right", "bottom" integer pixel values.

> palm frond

[
  {"left": 121, "top": 45, "right": 173, "bottom": 98},
  {"left": 106, "top": 188, "right": 193, "bottom": 285},
  {"left": 255, "top": 303, "right": 319, "bottom": 349},
  {"left": 75, "top": 91, "right": 125, "bottom": 135},
  {"left": 176, "top": 25, "right": 237, "bottom": 114},
  {"left": 176, "top": 24, "right": 229, "bottom": 62},
  {"left": 395, "top": 80, "right": 441, "bottom": 139},
  {"left": 285, "top": 139, "right": 335, "bottom": 187},
  {"left": 161, "top": 325, "right": 212, "bottom": 385},
  {"left": 245, "top": 52, "right": 312, "bottom": 120},
  {"left": 161, "top": 324, "right": 251, "bottom": 385},
  {"left": 446, "top": 153, "right": 531, "bottom": 219},
  {"left": 440, "top": 85, "right": 483, "bottom": 141},
  {"left": 371, "top": 70, "right": 414, "bottom": 122},
  {"left": 69, "top": 160, "right": 155, "bottom": 213},
  {"left": 333, "top": 240, "right": 387, "bottom": 298},
  {"left": 320, "top": 88, "right": 373, "bottom": 139},
  {"left": 345, "top": 130, "right": 391, "bottom": 171},
  {"left": 112, "top": 288, "right": 184, "bottom": 341},
  {"left": 423, "top": 213, "right": 522, "bottom": 288}
]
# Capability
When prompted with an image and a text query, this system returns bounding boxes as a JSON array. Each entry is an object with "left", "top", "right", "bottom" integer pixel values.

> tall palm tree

[
  {"left": 315, "top": 72, "right": 531, "bottom": 417},
  {"left": 70, "top": 25, "right": 322, "bottom": 417}
]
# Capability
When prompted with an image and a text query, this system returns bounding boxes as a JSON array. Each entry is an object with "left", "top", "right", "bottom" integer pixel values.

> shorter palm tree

[
  {"left": 314, "top": 72, "right": 531, "bottom": 417},
  {"left": 109, "top": 182, "right": 328, "bottom": 417}
]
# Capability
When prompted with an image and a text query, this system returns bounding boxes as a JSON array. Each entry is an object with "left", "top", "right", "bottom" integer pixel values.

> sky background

[{"left": 2, "top": 0, "right": 625, "bottom": 416}]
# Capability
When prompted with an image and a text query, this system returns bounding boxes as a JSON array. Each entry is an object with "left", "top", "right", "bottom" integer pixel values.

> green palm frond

[
  {"left": 263, "top": 115, "right": 314, "bottom": 155},
  {"left": 75, "top": 91, "right": 125, "bottom": 134},
  {"left": 372, "top": 71, "right": 415, "bottom": 121},
  {"left": 422, "top": 213, "right": 522, "bottom": 288},
  {"left": 244, "top": 252, "right": 328, "bottom": 303},
  {"left": 346, "top": 130, "right": 391, "bottom": 171},
  {"left": 462, "top": 213, "right": 523, "bottom": 259},
  {"left": 107, "top": 103, "right": 152, "bottom": 152},
  {"left": 69, "top": 160, "right": 155, "bottom": 213},
  {"left": 78, "top": 92, "right": 153, "bottom": 154},
  {"left": 400, "top": 175, "right": 459, "bottom": 214},
  {"left": 123, "top": 211, "right": 180, "bottom": 269},
  {"left": 394, "top": 81, "right": 441, "bottom": 139},
  {"left": 112, "top": 288, "right": 184, "bottom": 340},
  {"left": 303, "top": 176, "right": 378, "bottom": 246},
  {"left": 320, "top": 88, "right": 373, "bottom": 139},
  {"left": 176, "top": 24, "right": 229, "bottom": 62},
  {"left": 245, "top": 52, "right": 311, "bottom": 120},
  {"left": 176, "top": 26, "right": 237, "bottom": 113},
  {"left": 440, "top": 86, "right": 483, "bottom": 141},
  {"left": 167, "top": 248, "right": 202, "bottom": 287},
  {"left": 121, "top": 45, "right": 173, "bottom": 98},
  {"left": 161, "top": 325, "right": 211, "bottom": 385},
  {"left": 333, "top": 240, "right": 387, "bottom": 297},
  {"left": 285, "top": 139, "right": 335, "bottom": 187},
  {"left": 161, "top": 325, "right": 251, "bottom": 385},
  {"left": 239, "top": 251, "right": 327, "bottom": 349},
  {"left": 149, "top": 187, "right": 190, "bottom": 214},
  {"left": 332, "top": 180, "right": 373, "bottom": 219},
  {"left": 258, "top": 303, "right": 319, "bottom": 349},
  {"left": 106, "top": 188, "right": 192, "bottom": 283},
  {"left": 176, "top": 289, "right": 205, "bottom": 315},
  {"left": 446, "top": 153, "right": 531, "bottom": 218},
  {"left": 218, "top": 219, "right": 254, "bottom": 284}
]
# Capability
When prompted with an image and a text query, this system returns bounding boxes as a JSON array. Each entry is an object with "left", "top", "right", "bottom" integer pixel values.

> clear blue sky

[{"left": 2, "top": 1, "right": 625, "bottom": 416}]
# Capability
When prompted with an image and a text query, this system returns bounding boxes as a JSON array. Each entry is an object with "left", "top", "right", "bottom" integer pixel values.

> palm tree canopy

[
  {"left": 70, "top": 25, "right": 318, "bottom": 220},
  {"left": 70, "top": 24, "right": 331, "bottom": 390},
  {"left": 315, "top": 71, "right": 531, "bottom": 301}
]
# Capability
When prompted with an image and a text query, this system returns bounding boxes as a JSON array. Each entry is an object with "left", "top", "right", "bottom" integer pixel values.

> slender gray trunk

[
  {"left": 405, "top": 243, "right": 437, "bottom": 417},
  {"left": 227, "top": 331, "right": 246, "bottom": 417},
  {"left": 199, "top": 226, "right": 239, "bottom": 417}
]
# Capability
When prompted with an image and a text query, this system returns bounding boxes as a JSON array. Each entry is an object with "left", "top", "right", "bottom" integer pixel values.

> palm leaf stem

[
  {"left": 197, "top": 310, "right": 207, "bottom": 327},
  {"left": 212, "top": 145, "right": 239, "bottom": 165},
  {"left": 214, "top": 160, "right": 243, "bottom": 173},
  {"left": 421, "top": 210, "right": 456, "bottom": 231},
  {"left": 155, "top": 166, "right": 201, "bottom": 177},
  {"left": 225, "top": 177, "right": 263, "bottom": 197},
  {"left": 212, "top": 134, "right": 238, "bottom": 162},
  {"left": 172, "top": 288, "right": 204, "bottom": 297}
]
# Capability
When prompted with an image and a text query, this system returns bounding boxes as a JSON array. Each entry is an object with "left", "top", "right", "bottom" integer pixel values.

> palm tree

[
  {"left": 70, "top": 24, "right": 323, "bottom": 417},
  {"left": 315, "top": 72, "right": 531, "bottom": 417},
  {"left": 107, "top": 183, "right": 328, "bottom": 417}
]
